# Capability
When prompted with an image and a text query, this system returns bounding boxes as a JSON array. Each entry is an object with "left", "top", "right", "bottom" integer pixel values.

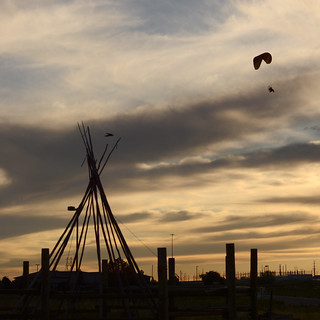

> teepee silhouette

[{"left": 15, "top": 123, "right": 158, "bottom": 319}]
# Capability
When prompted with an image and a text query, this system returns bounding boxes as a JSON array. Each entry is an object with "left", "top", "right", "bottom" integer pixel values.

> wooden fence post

[
  {"left": 100, "top": 259, "right": 108, "bottom": 319},
  {"left": 250, "top": 248, "right": 258, "bottom": 320},
  {"left": 226, "top": 243, "right": 236, "bottom": 320},
  {"left": 168, "top": 257, "right": 175, "bottom": 320},
  {"left": 22, "top": 261, "right": 29, "bottom": 289},
  {"left": 158, "top": 247, "right": 168, "bottom": 320},
  {"left": 41, "top": 248, "right": 50, "bottom": 320},
  {"left": 168, "top": 258, "right": 175, "bottom": 285}
]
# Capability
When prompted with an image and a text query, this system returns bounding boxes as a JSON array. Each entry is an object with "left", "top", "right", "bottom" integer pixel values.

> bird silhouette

[{"left": 268, "top": 86, "right": 275, "bottom": 93}]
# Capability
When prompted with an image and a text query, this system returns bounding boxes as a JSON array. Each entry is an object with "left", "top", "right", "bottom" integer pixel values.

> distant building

[{"left": 14, "top": 270, "right": 151, "bottom": 290}]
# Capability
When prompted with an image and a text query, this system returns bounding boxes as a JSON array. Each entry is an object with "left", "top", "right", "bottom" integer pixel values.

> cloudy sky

[{"left": 1, "top": 0, "right": 320, "bottom": 279}]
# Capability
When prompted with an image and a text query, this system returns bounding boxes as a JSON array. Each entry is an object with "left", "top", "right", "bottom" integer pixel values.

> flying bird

[
  {"left": 268, "top": 86, "right": 275, "bottom": 93},
  {"left": 104, "top": 133, "right": 114, "bottom": 137}
]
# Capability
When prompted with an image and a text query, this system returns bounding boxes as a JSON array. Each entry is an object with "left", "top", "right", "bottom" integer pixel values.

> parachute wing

[{"left": 253, "top": 52, "right": 272, "bottom": 70}]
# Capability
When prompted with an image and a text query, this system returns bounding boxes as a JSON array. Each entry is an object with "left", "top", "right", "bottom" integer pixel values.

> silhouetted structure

[{"left": 14, "top": 123, "right": 157, "bottom": 319}]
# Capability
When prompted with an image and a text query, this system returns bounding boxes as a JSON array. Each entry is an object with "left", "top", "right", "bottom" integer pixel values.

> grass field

[
  {"left": 1, "top": 279, "right": 320, "bottom": 319},
  {"left": 257, "top": 279, "right": 320, "bottom": 320}
]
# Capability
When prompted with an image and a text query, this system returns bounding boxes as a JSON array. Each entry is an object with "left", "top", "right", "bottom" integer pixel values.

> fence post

[
  {"left": 250, "top": 249, "right": 258, "bottom": 320},
  {"left": 168, "top": 257, "right": 175, "bottom": 320},
  {"left": 168, "top": 258, "right": 175, "bottom": 285},
  {"left": 158, "top": 247, "right": 168, "bottom": 320},
  {"left": 226, "top": 243, "right": 236, "bottom": 320},
  {"left": 22, "top": 261, "right": 29, "bottom": 289},
  {"left": 41, "top": 248, "right": 50, "bottom": 320},
  {"left": 100, "top": 259, "right": 108, "bottom": 319}
]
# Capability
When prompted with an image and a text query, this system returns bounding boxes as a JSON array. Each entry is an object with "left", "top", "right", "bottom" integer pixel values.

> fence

[
  {"left": 159, "top": 244, "right": 258, "bottom": 320},
  {"left": 0, "top": 243, "right": 258, "bottom": 319}
]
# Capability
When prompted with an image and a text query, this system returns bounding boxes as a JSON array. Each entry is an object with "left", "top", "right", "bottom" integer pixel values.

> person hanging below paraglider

[{"left": 254, "top": 52, "right": 275, "bottom": 93}]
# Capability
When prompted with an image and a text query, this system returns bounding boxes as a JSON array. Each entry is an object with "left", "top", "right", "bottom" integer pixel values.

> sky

[{"left": 1, "top": 0, "right": 320, "bottom": 280}]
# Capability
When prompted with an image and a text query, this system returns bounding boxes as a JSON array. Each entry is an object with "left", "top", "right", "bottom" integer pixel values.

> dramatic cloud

[
  {"left": 259, "top": 196, "right": 320, "bottom": 205},
  {"left": 191, "top": 212, "right": 318, "bottom": 233},
  {"left": 116, "top": 212, "right": 153, "bottom": 224},
  {"left": 158, "top": 210, "right": 204, "bottom": 222},
  {"left": 2, "top": 0, "right": 320, "bottom": 278},
  {"left": 0, "top": 214, "right": 69, "bottom": 240}
]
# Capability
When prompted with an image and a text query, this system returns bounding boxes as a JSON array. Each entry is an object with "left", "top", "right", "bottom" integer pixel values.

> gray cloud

[
  {"left": 115, "top": 212, "right": 153, "bottom": 223},
  {"left": 0, "top": 124, "right": 86, "bottom": 207},
  {"left": 109, "top": 77, "right": 309, "bottom": 164},
  {"left": 258, "top": 196, "right": 320, "bottom": 205},
  {"left": 191, "top": 212, "right": 317, "bottom": 234},
  {"left": 130, "top": 142, "right": 320, "bottom": 177},
  {"left": 158, "top": 210, "right": 204, "bottom": 222},
  {"left": 0, "top": 214, "right": 69, "bottom": 240},
  {"left": 204, "top": 226, "right": 320, "bottom": 242},
  {"left": 0, "top": 73, "right": 319, "bottom": 208},
  {"left": 117, "top": 0, "right": 234, "bottom": 35},
  {"left": 0, "top": 53, "right": 65, "bottom": 95}
]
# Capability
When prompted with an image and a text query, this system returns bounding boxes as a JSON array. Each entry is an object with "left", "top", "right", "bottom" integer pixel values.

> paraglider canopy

[{"left": 253, "top": 52, "right": 272, "bottom": 70}]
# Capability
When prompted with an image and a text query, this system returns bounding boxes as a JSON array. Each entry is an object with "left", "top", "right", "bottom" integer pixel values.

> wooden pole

[
  {"left": 168, "top": 257, "right": 175, "bottom": 320},
  {"left": 41, "top": 248, "right": 50, "bottom": 320},
  {"left": 22, "top": 261, "right": 29, "bottom": 289},
  {"left": 100, "top": 259, "right": 108, "bottom": 319},
  {"left": 250, "top": 248, "right": 258, "bottom": 320},
  {"left": 158, "top": 247, "right": 168, "bottom": 320},
  {"left": 226, "top": 243, "right": 236, "bottom": 320},
  {"left": 168, "top": 258, "right": 175, "bottom": 285}
]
